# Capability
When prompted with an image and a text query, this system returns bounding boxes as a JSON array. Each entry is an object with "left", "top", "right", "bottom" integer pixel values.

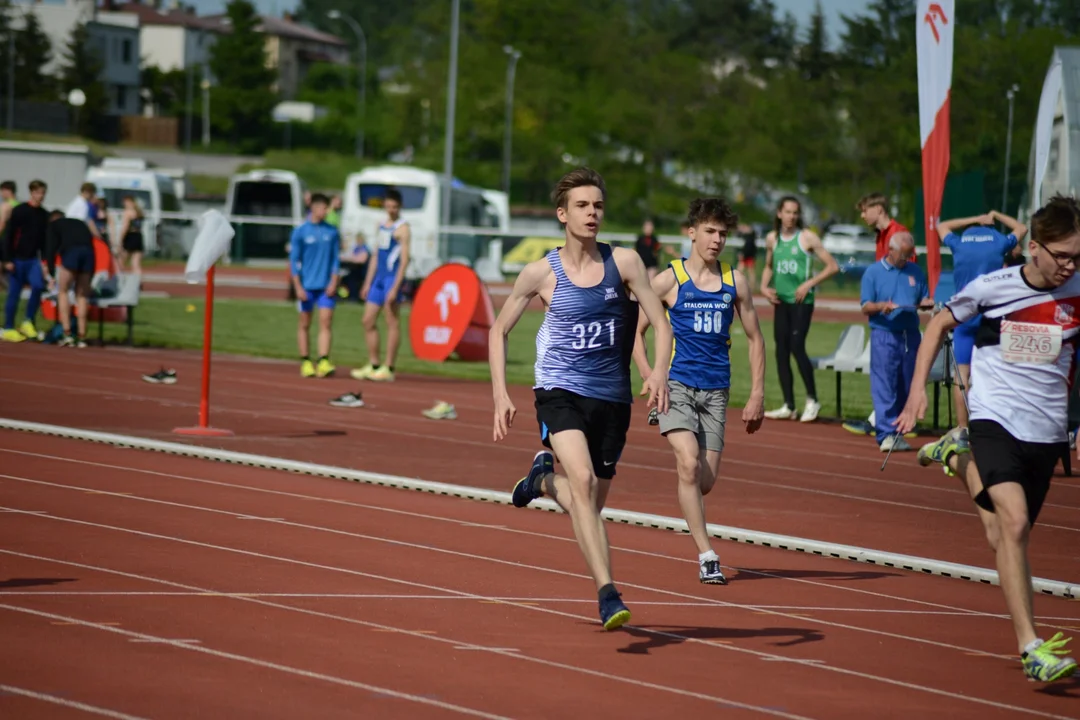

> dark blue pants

[
  {"left": 4, "top": 259, "right": 44, "bottom": 330},
  {"left": 870, "top": 327, "right": 921, "bottom": 444}
]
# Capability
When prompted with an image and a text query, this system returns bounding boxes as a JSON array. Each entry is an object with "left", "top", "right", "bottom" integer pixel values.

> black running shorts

[
  {"left": 534, "top": 388, "right": 631, "bottom": 480},
  {"left": 969, "top": 419, "right": 1066, "bottom": 526}
]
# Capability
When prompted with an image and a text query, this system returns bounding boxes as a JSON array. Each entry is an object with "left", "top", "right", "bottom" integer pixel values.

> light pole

[
  {"left": 201, "top": 74, "right": 210, "bottom": 148},
  {"left": 1003, "top": 83, "right": 1019, "bottom": 213},
  {"left": 441, "top": 0, "right": 461, "bottom": 229},
  {"left": 501, "top": 45, "right": 521, "bottom": 198},
  {"left": 327, "top": 9, "right": 366, "bottom": 159}
]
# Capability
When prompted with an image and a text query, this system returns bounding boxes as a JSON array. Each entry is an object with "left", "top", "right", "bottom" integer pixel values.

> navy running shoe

[
  {"left": 599, "top": 591, "right": 631, "bottom": 630},
  {"left": 512, "top": 450, "right": 553, "bottom": 508}
]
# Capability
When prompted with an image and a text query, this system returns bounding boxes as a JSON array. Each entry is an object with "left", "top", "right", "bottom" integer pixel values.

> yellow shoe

[
  {"left": 316, "top": 357, "right": 336, "bottom": 378},
  {"left": 422, "top": 401, "right": 457, "bottom": 420},
  {"left": 18, "top": 320, "right": 38, "bottom": 339},
  {"left": 370, "top": 366, "right": 395, "bottom": 382},
  {"left": 1, "top": 328, "right": 26, "bottom": 342},
  {"left": 300, "top": 359, "right": 316, "bottom": 378},
  {"left": 350, "top": 363, "right": 375, "bottom": 380}
]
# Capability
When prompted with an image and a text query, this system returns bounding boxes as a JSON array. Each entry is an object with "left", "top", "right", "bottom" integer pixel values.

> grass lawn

[{"left": 1, "top": 292, "right": 920, "bottom": 423}]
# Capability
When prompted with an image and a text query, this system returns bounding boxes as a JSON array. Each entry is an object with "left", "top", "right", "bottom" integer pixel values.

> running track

[{"left": 1, "top": 345, "right": 1079, "bottom": 717}]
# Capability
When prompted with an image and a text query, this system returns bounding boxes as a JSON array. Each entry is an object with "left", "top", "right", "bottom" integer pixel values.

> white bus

[
  {"left": 85, "top": 158, "right": 184, "bottom": 256},
  {"left": 340, "top": 165, "right": 508, "bottom": 280},
  {"left": 225, "top": 169, "right": 308, "bottom": 260}
]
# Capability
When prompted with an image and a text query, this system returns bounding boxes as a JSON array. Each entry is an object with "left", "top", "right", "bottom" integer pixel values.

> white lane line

[
  {"left": 0, "top": 684, "right": 149, "bottom": 720},
  {"left": 2, "top": 511, "right": 1072, "bottom": 719},
  {"left": 0, "top": 604, "right": 511, "bottom": 719},
  {"left": 0, "top": 549, "right": 812, "bottom": 720},
  {"left": 0, "top": 473, "right": 1025, "bottom": 660}
]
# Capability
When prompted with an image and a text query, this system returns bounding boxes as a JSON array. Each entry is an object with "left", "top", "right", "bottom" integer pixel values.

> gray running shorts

[{"left": 658, "top": 379, "right": 729, "bottom": 452}]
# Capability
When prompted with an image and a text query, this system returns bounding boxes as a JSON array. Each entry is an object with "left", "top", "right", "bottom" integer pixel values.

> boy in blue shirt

[
  {"left": 860, "top": 232, "right": 935, "bottom": 451},
  {"left": 289, "top": 193, "right": 341, "bottom": 378}
]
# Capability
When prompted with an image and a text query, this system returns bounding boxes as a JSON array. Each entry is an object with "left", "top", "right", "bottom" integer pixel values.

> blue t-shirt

[
  {"left": 943, "top": 226, "right": 1017, "bottom": 297},
  {"left": 289, "top": 220, "right": 341, "bottom": 291},
  {"left": 861, "top": 259, "right": 929, "bottom": 333}
]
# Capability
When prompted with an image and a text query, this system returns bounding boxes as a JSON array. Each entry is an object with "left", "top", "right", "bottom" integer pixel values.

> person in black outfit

[
  {"left": 635, "top": 219, "right": 662, "bottom": 280},
  {"left": 2, "top": 179, "right": 49, "bottom": 341},
  {"left": 45, "top": 210, "right": 96, "bottom": 347},
  {"left": 736, "top": 222, "right": 758, "bottom": 293}
]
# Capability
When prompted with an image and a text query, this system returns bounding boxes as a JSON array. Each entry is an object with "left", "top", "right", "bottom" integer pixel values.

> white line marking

[
  {"left": 0, "top": 474, "right": 1026, "bottom": 660},
  {"left": 5, "top": 444, "right": 1071, "bottom": 628},
  {"left": 453, "top": 647, "right": 519, "bottom": 652},
  {"left": 2, "top": 513, "right": 1072, "bottom": 719},
  {"left": 0, "top": 550, "right": 812, "bottom": 719},
  {"left": 3, "top": 591, "right": 1074, "bottom": 619},
  {"left": 1, "top": 604, "right": 511, "bottom": 719},
  {"left": 128, "top": 638, "right": 201, "bottom": 644},
  {"left": 0, "top": 684, "right": 149, "bottom": 720},
  {"left": 2, "top": 420, "right": 1077, "bottom": 597}
]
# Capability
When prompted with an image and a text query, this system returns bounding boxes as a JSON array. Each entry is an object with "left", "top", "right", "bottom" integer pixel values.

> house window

[{"left": 122, "top": 39, "right": 132, "bottom": 64}]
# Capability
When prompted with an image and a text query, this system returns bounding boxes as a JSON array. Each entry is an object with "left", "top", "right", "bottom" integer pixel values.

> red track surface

[
  {"left": 2, "top": 343, "right": 1080, "bottom": 717},
  {"left": 2, "top": 432, "right": 1080, "bottom": 719}
]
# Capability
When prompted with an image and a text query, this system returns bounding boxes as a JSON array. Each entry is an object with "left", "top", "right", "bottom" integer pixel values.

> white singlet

[{"left": 946, "top": 265, "right": 1080, "bottom": 443}]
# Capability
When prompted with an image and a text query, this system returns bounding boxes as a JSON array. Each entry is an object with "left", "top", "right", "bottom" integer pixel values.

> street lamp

[
  {"left": 501, "top": 45, "right": 521, "bottom": 198},
  {"left": 1003, "top": 83, "right": 1019, "bottom": 213},
  {"left": 327, "top": 9, "right": 367, "bottom": 159},
  {"left": 201, "top": 74, "right": 211, "bottom": 148},
  {"left": 441, "top": 0, "right": 461, "bottom": 229}
]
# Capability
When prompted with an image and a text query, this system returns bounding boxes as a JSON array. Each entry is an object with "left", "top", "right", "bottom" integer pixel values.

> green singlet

[{"left": 771, "top": 231, "right": 815, "bottom": 305}]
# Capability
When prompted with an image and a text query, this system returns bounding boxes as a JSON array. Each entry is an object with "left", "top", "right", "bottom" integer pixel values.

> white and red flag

[{"left": 917, "top": 1, "right": 954, "bottom": 297}]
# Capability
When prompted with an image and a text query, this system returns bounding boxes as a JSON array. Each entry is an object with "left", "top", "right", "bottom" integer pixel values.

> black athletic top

[
  {"left": 45, "top": 218, "right": 94, "bottom": 274},
  {"left": 1, "top": 202, "right": 49, "bottom": 262}
]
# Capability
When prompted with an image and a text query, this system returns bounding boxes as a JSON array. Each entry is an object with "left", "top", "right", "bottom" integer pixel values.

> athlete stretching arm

[{"left": 733, "top": 269, "right": 766, "bottom": 431}]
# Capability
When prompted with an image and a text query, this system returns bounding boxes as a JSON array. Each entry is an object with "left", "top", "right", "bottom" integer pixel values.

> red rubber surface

[
  {"left": 1, "top": 342, "right": 1078, "bottom": 579},
  {"left": 2, "top": 431, "right": 1079, "bottom": 718}
]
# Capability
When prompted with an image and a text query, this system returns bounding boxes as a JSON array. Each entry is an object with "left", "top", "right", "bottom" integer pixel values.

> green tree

[
  {"left": 208, "top": 0, "right": 276, "bottom": 153},
  {"left": 56, "top": 23, "right": 107, "bottom": 137},
  {"left": 14, "top": 9, "right": 52, "bottom": 101}
]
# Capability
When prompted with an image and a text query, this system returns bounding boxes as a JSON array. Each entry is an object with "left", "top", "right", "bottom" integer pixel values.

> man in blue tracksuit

[
  {"left": 289, "top": 193, "right": 341, "bottom": 378},
  {"left": 860, "top": 232, "right": 934, "bottom": 451}
]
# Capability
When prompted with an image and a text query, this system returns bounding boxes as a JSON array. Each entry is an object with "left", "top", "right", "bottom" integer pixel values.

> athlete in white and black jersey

[{"left": 896, "top": 195, "right": 1080, "bottom": 684}]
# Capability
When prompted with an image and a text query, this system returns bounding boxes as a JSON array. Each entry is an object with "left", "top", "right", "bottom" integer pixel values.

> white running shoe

[
  {"left": 800, "top": 399, "right": 821, "bottom": 423},
  {"left": 764, "top": 404, "right": 798, "bottom": 420},
  {"left": 880, "top": 435, "right": 912, "bottom": 452}
]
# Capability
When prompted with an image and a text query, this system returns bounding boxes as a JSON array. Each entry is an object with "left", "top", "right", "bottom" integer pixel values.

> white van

[
  {"left": 85, "top": 158, "right": 184, "bottom": 256},
  {"left": 225, "top": 169, "right": 307, "bottom": 260},
  {"left": 340, "top": 165, "right": 508, "bottom": 279}
]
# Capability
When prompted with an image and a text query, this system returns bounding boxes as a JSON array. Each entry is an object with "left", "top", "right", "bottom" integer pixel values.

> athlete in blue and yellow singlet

[
  {"left": 354, "top": 188, "right": 411, "bottom": 383},
  {"left": 489, "top": 168, "right": 674, "bottom": 632},
  {"left": 633, "top": 197, "right": 766, "bottom": 586}
]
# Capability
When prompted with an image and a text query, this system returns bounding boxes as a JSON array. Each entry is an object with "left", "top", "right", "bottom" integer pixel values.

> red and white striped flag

[{"left": 917, "top": 1, "right": 954, "bottom": 297}]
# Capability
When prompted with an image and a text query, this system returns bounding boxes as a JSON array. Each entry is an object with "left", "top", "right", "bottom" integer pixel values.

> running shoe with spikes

[
  {"left": 917, "top": 427, "right": 969, "bottom": 477},
  {"left": 329, "top": 391, "right": 365, "bottom": 408},
  {"left": 699, "top": 558, "right": 728, "bottom": 585},
  {"left": 511, "top": 450, "right": 553, "bottom": 508},
  {"left": 421, "top": 401, "right": 457, "bottom": 420},
  {"left": 647, "top": 407, "right": 659, "bottom": 426},
  {"left": 1023, "top": 633, "right": 1078, "bottom": 683}
]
